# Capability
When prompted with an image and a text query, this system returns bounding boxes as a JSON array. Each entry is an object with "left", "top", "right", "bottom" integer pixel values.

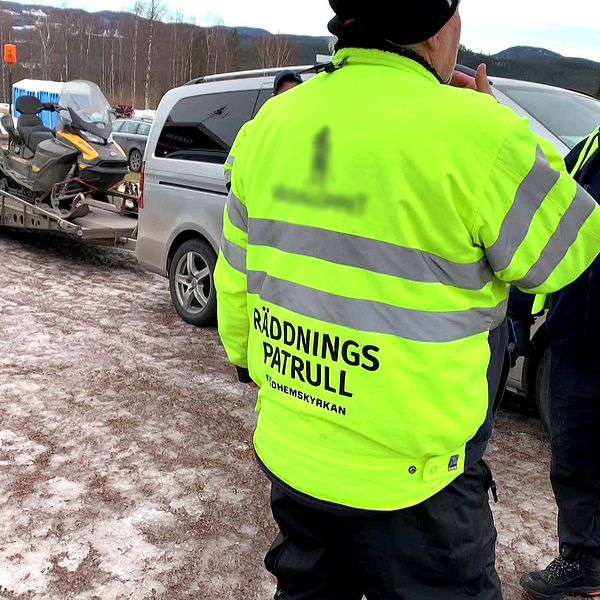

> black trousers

[
  {"left": 265, "top": 461, "right": 502, "bottom": 599},
  {"left": 550, "top": 358, "right": 600, "bottom": 556}
]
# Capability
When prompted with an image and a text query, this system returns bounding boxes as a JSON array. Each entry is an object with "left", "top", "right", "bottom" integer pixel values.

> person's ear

[{"left": 423, "top": 32, "right": 442, "bottom": 52}]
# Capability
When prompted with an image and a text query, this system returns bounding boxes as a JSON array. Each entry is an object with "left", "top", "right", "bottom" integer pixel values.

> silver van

[{"left": 136, "top": 70, "right": 280, "bottom": 326}]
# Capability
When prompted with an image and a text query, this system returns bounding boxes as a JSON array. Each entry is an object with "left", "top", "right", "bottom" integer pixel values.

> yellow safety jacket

[
  {"left": 532, "top": 125, "right": 600, "bottom": 315},
  {"left": 216, "top": 48, "right": 600, "bottom": 511}
]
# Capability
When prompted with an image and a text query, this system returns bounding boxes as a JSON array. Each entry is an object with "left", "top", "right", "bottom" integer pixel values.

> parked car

[
  {"left": 112, "top": 118, "right": 152, "bottom": 172},
  {"left": 136, "top": 68, "right": 600, "bottom": 416}
]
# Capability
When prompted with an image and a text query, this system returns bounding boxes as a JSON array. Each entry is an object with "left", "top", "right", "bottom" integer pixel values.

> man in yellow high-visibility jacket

[{"left": 215, "top": 1, "right": 600, "bottom": 597}]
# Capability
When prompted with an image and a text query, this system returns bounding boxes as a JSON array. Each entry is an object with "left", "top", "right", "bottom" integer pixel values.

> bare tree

[
  {"left": 60, "top": 1, "right": 70, "bottom": 81},
  {"left": 187, "top": 15, "right": 197, "bottom": 81},
  {"left": 168, "top": 10, "right": 184, "bottom": 87},
  {"left": 222, "top": 29, "right": 242, "bottom": 73},
  {"left": 80, "top": 15, "right": 93, "bottom": 79},
  {"left": 132, "top": 1, "right": 143, "bottom": 106},
  {"left": 0, "top": 9, "right": 11, "bottom": 100},
  {"left": 254, "top": 33, "right": 298, "bottom": 68},
  {"left": 143, "top": 0, "right": 164, "bottom": 109},
  {"left": 204, "top": 13, "right": 224, "bottom": 75},
  {"left": 0, "top": 3, "right": 328, "bottom": 107},
  {"left": 36, "top": 10, "right": 58, "bottom": 79},
  {"left": 118, "top": 27, "right": 124, "bottom": 101}
]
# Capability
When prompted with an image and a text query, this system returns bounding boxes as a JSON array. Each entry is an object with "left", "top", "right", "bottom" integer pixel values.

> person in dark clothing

[
  {"left": 517, "top": 127, "right": 600, "bottom": 600},
  {"left": 273, "top": 70, "right": 303, "bottom": 96}
]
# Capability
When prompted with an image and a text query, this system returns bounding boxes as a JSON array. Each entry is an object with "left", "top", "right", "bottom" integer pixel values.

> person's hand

[
  {"left": 474, "top": 64, "right": 494, "bottom": 96},
  {"left": 450, "top": 69, "right": 477, "bottom": 90},
  {"left": 508, "top": 317, "right": 535, "bottom": 358},
  {"left": 451, "top": 64, "right": 494, "bottom": 96}
]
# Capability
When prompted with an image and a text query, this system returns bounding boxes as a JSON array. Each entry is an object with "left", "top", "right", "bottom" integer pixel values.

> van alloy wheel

[
  {"left": 168, "top": 238, "right": 217, "bottom": 327},
  {"left": 174, "top": 251, "right": 211, "bottom": 315}
]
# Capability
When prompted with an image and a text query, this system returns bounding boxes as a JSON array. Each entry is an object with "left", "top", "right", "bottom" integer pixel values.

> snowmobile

[{"left": 0, "top": 80, "right": 132, "bottom": 219}]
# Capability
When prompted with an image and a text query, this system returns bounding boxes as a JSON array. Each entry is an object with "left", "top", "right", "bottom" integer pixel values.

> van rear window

[{"left": 155, "top": 90, "right": 258, "bottom": 163}]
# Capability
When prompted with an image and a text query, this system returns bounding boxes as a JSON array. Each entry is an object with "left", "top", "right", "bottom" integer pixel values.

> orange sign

[{"left": 4, "top": 44, "right": 17, "bottom": 66}]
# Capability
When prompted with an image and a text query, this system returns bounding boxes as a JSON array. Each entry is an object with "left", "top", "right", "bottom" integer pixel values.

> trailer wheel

[
  {"left": 129, "top": 149, "right": 143, "bottom": 173},
  {"left": 169, "top": 238, "right": 217, "bottom": 327}
]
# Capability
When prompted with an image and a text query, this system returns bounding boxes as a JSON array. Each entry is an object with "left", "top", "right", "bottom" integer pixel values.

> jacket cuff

[{"left": 235, "top": 366, "right": 252, "bottom": 384}]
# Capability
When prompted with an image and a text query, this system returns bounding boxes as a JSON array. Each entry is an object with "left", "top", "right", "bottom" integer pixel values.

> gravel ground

[{"left": 0, "top": 231, "right": 572, "bottom": 600}]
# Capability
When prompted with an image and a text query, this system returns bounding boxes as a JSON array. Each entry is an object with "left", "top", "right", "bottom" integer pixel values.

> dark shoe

[{"left": 520, "top": 554, "right": 600, "bottom": 599}]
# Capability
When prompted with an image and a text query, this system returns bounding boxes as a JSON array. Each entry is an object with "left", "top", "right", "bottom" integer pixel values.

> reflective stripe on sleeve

[
  {"left": 515, "top": 186, "right": 597, "bottom": 290},
  {"left": 221, "top": 237, "right": 247, "bottom": 275},
  {"left": 224, "top": 156, "right": 235, "bottom": 186},
  {"left": 486, "top": 146, "right": 561, "bottom": 273},
  {"left": 226, "top": 190, "right": 248, "bottom": 233}
]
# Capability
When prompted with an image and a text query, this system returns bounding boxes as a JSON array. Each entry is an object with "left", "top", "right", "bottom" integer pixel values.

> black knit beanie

[{"left": 328, "top": 0, "right": 460, "bottom": 47}]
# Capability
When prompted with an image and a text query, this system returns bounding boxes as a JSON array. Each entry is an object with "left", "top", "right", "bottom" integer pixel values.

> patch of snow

[
  {"left": 23, "top": 8, "right": 47, "bottom": 17},
  {"left": 0, "top": 429, "right": 47, "bottom": 465},
  {"left": 57, "top": 540, "right": 91, "bottom": 572},
  {"left": 90, "top": 515, "right": 177, "bottom": 586}
]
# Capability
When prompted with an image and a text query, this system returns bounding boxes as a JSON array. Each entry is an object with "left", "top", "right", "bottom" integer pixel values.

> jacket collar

[{"left": 332, "top": 47, "right": 441, "bottom": 85}]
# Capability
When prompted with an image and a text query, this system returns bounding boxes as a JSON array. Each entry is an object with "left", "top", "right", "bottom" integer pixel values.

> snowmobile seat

[
  {"left": 15, "top": 95, "right": 54, "bottom": 152},
  {"left": 24, "top": 129, "right": 54, "bottom": 151}
]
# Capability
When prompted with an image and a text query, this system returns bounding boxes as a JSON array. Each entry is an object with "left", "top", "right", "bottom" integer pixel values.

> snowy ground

[{"left": 0, "top": 230, "right": 571, "bottom": 600}]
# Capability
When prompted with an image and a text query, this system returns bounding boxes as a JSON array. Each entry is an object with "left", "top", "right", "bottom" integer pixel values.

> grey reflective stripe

[
  {"left": 221, "top": 236, "right": 247, "bottom": 275},
  {"left": 249, "top": 219, "right": 492, "bottom": 290},
  {"left": 227, "top": 190, "right": 248, "bottom": 233},
  {"left": 487, "top": 146, "right": 561, "bottom": 273},
  {"left": 224, "top": 156, "right": 234, "bottom": 187},
  {"left": 248, "top": 271, "right": 507, "bottom": 343},
  {"left": 516, "top": 186, "right": 597, "bottom": 289}
]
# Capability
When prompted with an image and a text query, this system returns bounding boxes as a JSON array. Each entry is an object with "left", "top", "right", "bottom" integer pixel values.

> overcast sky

[{"left": 11, "top": 0, "right": 600, "bottom": 61}]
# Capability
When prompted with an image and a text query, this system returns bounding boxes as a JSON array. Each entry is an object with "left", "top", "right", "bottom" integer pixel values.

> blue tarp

[{"left": 13, "top": 81, "right": 64, "bottom": 129}]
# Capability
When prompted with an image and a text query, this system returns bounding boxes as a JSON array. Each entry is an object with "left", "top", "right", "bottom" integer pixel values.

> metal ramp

[{"left": 0, "top": 190, "right": 137, "bottom": 249}]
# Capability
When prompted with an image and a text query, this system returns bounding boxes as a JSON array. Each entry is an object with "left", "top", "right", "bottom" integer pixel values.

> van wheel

[
  {"left": 169, "top": 239, "right": 217, "bottom": 327},
  {"left": 129, "top": 149, "right": 143, "bottom": 172},
  {"left": 534, "top": 346, "right": 551, "bottom": 435}
]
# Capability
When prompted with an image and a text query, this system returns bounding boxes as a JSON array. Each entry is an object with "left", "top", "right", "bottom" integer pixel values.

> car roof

[
  {"left": 490, "top": 75, "right": 595, "bottom": 99},
  {"left": 187, "top": 65, "right": 311, "bottom": 86},
  {"left": 155, "top": 67, "right": 577, "bottom": 157},
  {"left": 177, "top": 67, "right": 592, "bottom": 103}
]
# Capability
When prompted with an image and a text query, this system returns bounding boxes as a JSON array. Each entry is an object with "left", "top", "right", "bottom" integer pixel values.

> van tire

[
  {"left": 129, "top": 149, "right": 143, "bottom": 172},
  {"left": 169, "top": 238, "right": 217, "bottom": 327},
  {"left": 534, "top": 346, "right": 551, "bottom": 435}
]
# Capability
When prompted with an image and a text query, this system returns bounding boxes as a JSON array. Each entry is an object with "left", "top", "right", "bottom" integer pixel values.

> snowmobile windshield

[{"left": 57, "top": 81, "right": 114, "bottom": 141}]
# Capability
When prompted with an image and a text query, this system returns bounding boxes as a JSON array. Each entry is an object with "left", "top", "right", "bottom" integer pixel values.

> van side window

[
  {"left": 254, "top": 89, "right": 273, "bottom": 116},
  {"left": 121, "top": 120, "right": 139, "bottom": 134},
  {"left": 137, "top": 122, "right": 151, "bottom": 136},
  {"left": 155, "top": 90, "right": 258, "bottom": 163}
]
